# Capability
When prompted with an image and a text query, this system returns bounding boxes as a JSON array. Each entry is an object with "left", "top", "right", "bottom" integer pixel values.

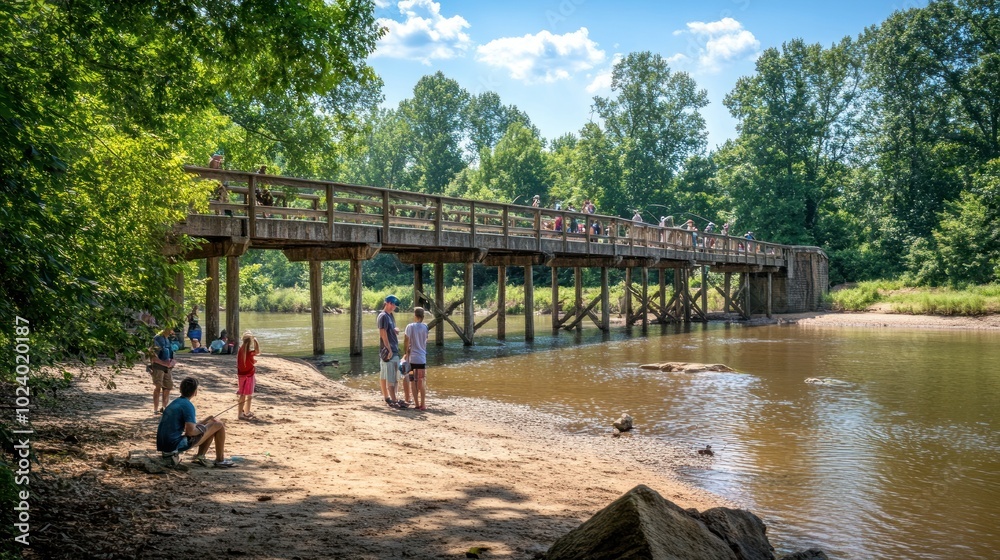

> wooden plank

[
  {"left": 524, "top": 264, "right": 534, "bottom": 341},
  {"left": 350, "top": 258, "right": 363, "bottom": 356},
  {"left": 497, "top": 266, "right": 506, "bottom": 340}
]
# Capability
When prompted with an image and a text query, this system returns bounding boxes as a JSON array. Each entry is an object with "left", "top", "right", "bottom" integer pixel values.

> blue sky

[{"left": 369, "top": 0, "right": 926, "bottom": 150}]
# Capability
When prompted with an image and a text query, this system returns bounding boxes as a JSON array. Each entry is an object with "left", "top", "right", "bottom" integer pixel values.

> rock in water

[
  {"left": 546, "top": 485, "right": 742, "bottom": 560},
  {"left": 640, "top": 362, "right": 736, "bottom": 373},
  {"left": 612, "top": 413, "right": 633, "bottom": 432}
]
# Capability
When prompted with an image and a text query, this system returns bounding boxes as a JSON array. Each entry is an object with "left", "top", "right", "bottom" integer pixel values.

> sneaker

[
  {"left": 214, "top": 459, "right": 236, "bottom": 468},
  {"left": 162, "top": 452, "right": 180, "bottom": 467}
]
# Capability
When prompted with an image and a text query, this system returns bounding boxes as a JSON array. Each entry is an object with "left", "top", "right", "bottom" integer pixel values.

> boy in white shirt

[{"left": 402, "top": 307, "right": 430, "bottom": 410}]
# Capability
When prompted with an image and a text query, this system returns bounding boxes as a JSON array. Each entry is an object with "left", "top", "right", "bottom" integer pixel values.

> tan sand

[
  {"left": 777, "top": 311, "right": 1000, "bottom": 330},
  {"left": 29, "top": 355, "right": 727, "bottom": 559}
]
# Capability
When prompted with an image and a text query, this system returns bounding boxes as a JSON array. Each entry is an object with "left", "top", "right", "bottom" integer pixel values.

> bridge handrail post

[
  {"left": 326, "top": 183, "right": 334, "bottom": 240},
  {"left": 433, "top": 196, "right": 442, "bottom": 245},
  {"left": 534, "top": 209, "right": 541, "bottom": 251},
  {"left": 561, "top": 211, "right": 567, "bottom": 251},
  {"left": 470, "top": 201, "right": 476, "bottom": 240},
  {"left": 248, "top": 174, "right": 257, "bottom": 237},
  {"left": 502, "top": 206, "right": 509, "bottom": 249},
  {"left": 382, "top": 191, "right": 390, "bottom": 243}
]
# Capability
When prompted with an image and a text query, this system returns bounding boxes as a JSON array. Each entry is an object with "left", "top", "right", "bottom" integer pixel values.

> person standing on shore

[
  {"left": 149, "top": 327, "right": 176, "bottom": 415},
  {"left": 378, "top": 295, "right": 404, "bottom": 408},
  {"left": 236, "top": 331, "right": 260, "bottom": 420},
  {"left": 403, "top": 307, "right": 430, "bottom": 411}
]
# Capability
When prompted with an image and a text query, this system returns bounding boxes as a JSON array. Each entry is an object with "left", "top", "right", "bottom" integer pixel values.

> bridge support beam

[
  {"left": 435, "top": 263, "right": 445, "bottom": 346},
  {"left": 348, "top": 259, "right": 361, "bottom": 355},
  {"left": 464, "top": 261, "right": 475, "bottom": 346},
  {"left": 551, "top": 267, "right": 560, "bottom": 333},
  {"left": 767, "top": 272, "right": 773, "bottom": 319},
  {"left": 310, "top": 260, "right": 324, "bottom": 355},
  {"left": 413, "top": 264, "right": 424, "bottom": 310},
  {"left": 226, "top": 256, "right": 240, "bottom": 349},
  {"left": 600, "top": 267, "right": 610, "bottom": 331},
  {"left": 724, "top": 272, "right": 732, "bottom": 315},
  {"left": 624, "top": 267, "right": 632, "bottom": 327},
  {"left": 497, "top": 266, "right": 506, "bottom": 340},
  {"left": 206, "top": 257, "right": 220, "bottom": 341},
  {"left": 701, "top": 266, "right": 709, "bottom": 321},
  {"left": 524, "top": 265, "right": 534, "bottom": 341},
  {"left": 641, "top": 267, "right": 649, "bottom": 331},
  {"left": 574, "top": 268, "right": 583, "bottom": 332},
  {"left": 659, "top": 270, "right": 666, "bottom": 322}
]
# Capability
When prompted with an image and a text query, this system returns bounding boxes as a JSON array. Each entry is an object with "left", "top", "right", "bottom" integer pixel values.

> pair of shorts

[
  {"left": 188, "top": 328, "right": 202, "bottom": 342},
  {"left": 150, "top": 363, "right": 173, "bottom": 390},
  {"left": 237, "top": 374, "right": 255, "bottom": 395},
  {"left": 410, "top": 365, "right": 427, "bottom": 381},
  {"left": 380, "top": 356, "right": 400, "bottom": 384},
  {"left": 176, "top": 431, "right": 204, "bottom": 452}
]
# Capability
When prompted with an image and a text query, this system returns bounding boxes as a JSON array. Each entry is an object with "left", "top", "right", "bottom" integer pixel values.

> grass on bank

[{"left": 827, "top": 281, "right": 1000, "bottom": 315}]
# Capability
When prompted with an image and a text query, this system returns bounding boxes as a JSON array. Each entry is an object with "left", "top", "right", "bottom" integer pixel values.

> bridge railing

[{"left": 185, "top": 166, "right": 786, "bottom": 262}]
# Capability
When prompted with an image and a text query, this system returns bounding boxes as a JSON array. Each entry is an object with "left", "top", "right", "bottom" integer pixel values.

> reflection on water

[{"left": 240, "top": 311, "right": 1000, "bottom": 559}]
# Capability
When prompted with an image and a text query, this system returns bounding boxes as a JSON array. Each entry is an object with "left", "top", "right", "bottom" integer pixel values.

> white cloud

[
  {"left": 373, "top": 0, "right": 472, "bottom": 64},
  {"left": 374, "top": 0, "right": 391, "bottom": 8},
  {"left": 476, "top": 27, "right": 605, "bottom": 84},
  {"left": 585, "top": 53, "right": 623, "bottom": 93},
  {"left": 672, "top": 17, "right": 759, "bottom": 72}
]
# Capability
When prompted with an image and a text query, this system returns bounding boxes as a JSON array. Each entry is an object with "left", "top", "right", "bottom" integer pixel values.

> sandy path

[{"left": 29, "top": 355, "right": 727, "bottom": 559}]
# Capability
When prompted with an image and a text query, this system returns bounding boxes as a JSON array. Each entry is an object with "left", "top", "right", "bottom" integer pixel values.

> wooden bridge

[{"left": 169, "top": 166, "right": 828, "bottom": 355}]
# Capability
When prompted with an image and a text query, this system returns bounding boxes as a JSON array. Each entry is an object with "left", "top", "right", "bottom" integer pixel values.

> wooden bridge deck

[{"left": 177, "top": 166, "right": 787, "bottom": 270}]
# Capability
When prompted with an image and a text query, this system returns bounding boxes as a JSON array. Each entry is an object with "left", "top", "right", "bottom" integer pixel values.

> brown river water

[{"left": 239, "top": 311, "right": 1000, "bottom": 559}]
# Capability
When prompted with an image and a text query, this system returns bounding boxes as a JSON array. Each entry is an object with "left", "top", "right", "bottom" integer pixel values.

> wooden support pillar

[
  {"left": 435, "top": 262, "right": 445, "bottom": 346},
  {"left": 724, "top": 272, "right": 732, "bottom": 314},
  {"left": 744, "top": 271, "right": 751, "bottom": 319},
  {"left": 641, "top": 267, "right": 649, "bottom": 330},
  {"left": 600, "top": 267, "right": 610, "bottom": 332},
  {"left": 701, "top": 265, "right": 708, "bottom": 320},
  {"left": 524, "top": 265, "right": 534, "bottom": 341},
  {"left": 413, "top": 264, "right": 424, "bottom": 310},
  {"left": 309, "top": 260, "right": 325, "bottom": 355},
  {"left": 767, "top": 272, "right": 773, "bottom": 319},
  {"left": 226, "top": 256, "right": 240, "bottom": 348},
  {"left": 205, "top": 257, "right": 220, "bottom": 340},
  {"left": 349, "top": 258, "right": 363, "bottom": 356},
  {"left": 659, "top": 270, "right": 666, "bottom": 320},
  {"left": 551, "top": 267, "right": 560, "bottom": 332},
  {"left": 463, "top": 261, "right": 475, "bottom": 346},
  {"left": 574, "top": 268, "right": 583, "bottom": 331},
  {"left": 624, "top": 267, "right": 633, "bottom": 325},
  {"left": 683, "top": 268, "right": 692, "bottom": 323},
  {"left": 497, "top": 266, "right": 506, "bottom": 340}
]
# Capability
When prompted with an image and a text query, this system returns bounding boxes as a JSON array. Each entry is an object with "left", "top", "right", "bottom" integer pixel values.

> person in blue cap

[{"left": 377, "top": 294, "right": 406, "bottom": 408}]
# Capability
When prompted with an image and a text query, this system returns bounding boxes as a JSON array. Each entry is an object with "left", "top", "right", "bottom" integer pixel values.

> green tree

[
  {"left": 721, "top": 38, "right": 864, "bottom": 245},
  {"left": 593, "top": 51, "right": 709, "bottom": 217},
  {"left": 0, "top": 0, "right": 384, "bottom": 373},
  {"left": 465, "top": 91, "right": 536, "bottom": 161},
  {"left": 476, "top": 122, "right": 549, "bottom": 204},
  {"left": 399, "top": 72, "right": 471, "bottom": 193}
]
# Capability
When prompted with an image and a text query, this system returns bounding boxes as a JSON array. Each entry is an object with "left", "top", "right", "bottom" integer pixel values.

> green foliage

[
  {"left": 0, "top": 0, "right": 384, "bottom": 381},
  {"left": 593, "top": 52, "right": 709, "bottom": 218}
]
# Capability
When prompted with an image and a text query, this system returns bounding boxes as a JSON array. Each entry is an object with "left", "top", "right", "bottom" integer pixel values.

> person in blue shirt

[
  {"left": 156, "top": 377, "right": 234, "bottom": 468},
  {"left": 150, "top": 327, "right": 176, "bottom": 415}
]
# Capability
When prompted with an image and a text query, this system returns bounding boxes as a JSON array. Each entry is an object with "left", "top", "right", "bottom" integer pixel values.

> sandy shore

[
  {"left": 29, "top": 355, "right": 728, "bottom": 559},
  {"left": 775, "top": 310, "right": 1000, "bottom": 329}
]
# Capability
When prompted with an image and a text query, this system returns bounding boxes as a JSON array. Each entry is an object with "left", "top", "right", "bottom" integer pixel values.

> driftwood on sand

[{"left": 639, "top": 362, "right": 736, "bottom": 373}]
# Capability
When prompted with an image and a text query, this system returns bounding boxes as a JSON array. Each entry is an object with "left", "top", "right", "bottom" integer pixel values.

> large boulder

[
  {"left": 778, "top": 549, "right": 829, "bottom": 560},
  {"left": 546, "top": 485, "right": 739, "bottom": 560},
  {"left": 694, "top": 507, "right": 774, "bottom": 560},
  {"left": 639, "top": 362, "right": 736, "bottom": 373}
]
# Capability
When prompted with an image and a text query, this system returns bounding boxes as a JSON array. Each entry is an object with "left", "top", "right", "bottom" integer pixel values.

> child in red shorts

[{"left": 236, "top": 332, "right": 260, "bottom": 420}]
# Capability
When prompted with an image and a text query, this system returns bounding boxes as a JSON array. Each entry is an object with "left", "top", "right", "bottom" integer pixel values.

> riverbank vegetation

[{"left": 829, "top": 282, "right": 1000, "bottom": 315}]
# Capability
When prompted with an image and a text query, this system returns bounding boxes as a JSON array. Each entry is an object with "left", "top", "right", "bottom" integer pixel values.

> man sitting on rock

[{"left": 156, "top": 377, "right": 235, "bottom": 468}]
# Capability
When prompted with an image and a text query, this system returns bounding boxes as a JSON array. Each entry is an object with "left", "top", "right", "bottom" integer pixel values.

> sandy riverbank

[
  {"left": 775, "top": 310, "right": 1000, "bottom": 329},
  {"left": 28, "top": 355, "right": 729, "bottom": 559}
]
